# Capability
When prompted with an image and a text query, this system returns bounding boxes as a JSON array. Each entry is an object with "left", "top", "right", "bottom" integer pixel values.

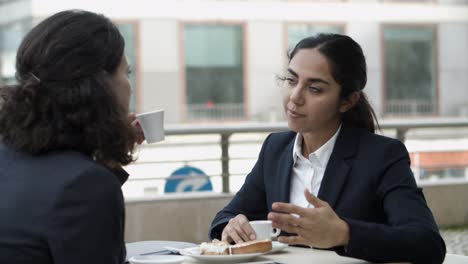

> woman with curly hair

[{"left": 0, "top": 10, "right": 141, "bottom": 263}]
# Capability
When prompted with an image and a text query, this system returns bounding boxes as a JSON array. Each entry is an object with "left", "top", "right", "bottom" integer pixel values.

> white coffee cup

[
  {"left": 136, "top": 109, "right": 165, "bottom": 144},
  {"left": 249, "top": 220, "right": 281, "bottom": 240}
]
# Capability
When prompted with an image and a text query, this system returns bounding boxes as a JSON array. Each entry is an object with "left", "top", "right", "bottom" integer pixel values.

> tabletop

[{"left": 127, "top": 241, "right": 468, "bottom": 264}]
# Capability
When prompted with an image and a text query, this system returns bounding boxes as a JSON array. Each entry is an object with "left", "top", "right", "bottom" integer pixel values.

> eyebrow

[{"left": 287, "top": 68, "right": 330, "bottom": 85}]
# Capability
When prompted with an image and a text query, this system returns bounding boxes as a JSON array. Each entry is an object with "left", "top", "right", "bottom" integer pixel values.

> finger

[
  {"left": 131, "top": 119, "right": 141, "bottom": 128},
  {"left": 137, "top": 131, "right": 145, "bottom": 144},
  {"left": 268, "top": 212, "right": 301, "bottom": 235},
  {"left": 131, "top": 120, "right": 145, "bottom": 144},
  {"left": 227, "top": 227, "right": 244, "bottom": 244},
  {"left": 228, "top": 218, "right": 248, "bottom": 243},
  {"left": 268, "top": 212, "right": 301, "bottom": 226},
  {"left": 304, "top": 190, "right": 328, "bottom": 208},
  {"left": 238, "top": 219, "right": 256, "bottom": 240},
  {"left": 221, "top": 230, "right": 228, "bottom": 242},
  {"left": 278, "top": 235, "right": 309, "bottom": 247},
  {"left": 223, "top": 223, "right": 243, "bottom": 244},
  {"left": 232, "top": 221, "right": 252, "bottom": 242},
  {"left": 272, "top": 202, "right": 308, "bottom": 216},
  {"left": 221, "top": 229, "right": 233, "bottom": 243},
  {"left": 128, "top": 113, "right": 137, "bottom": 122}
]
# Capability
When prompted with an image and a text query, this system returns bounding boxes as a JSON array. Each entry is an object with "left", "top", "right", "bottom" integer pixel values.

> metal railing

[
  {"left": 186, "top": 103, "right": 244, "bottom": 120},
  {"left": 385, "top": 99, "right": 435, "bottom": 116},
  {"left": 125, "top": 118, "right": 468, "bottom": 194}
]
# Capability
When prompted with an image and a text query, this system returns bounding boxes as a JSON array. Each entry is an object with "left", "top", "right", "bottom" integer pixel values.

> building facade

[{"left": 1, "top": 0, "right": 468, "bottom": 123}]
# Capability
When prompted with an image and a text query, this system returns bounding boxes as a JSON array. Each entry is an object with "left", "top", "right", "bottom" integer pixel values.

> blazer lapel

[
  {"left": 277, "top": 139, "right": 295, "bottom": 203},
  {"left": 318, "top": 125, "right": 359, "bottom": 208}
]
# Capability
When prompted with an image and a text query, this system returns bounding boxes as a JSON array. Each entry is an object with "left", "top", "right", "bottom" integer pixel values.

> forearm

[{"left": 336, "top": 218, "right": 446, "bottom": 264}]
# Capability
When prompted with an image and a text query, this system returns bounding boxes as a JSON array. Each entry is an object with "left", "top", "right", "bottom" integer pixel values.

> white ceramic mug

[
  {"left": 136, "top": 110, "right": 165, "bottom": 144},
  {"left": 249, "top": 220, "right": 281, "bottom": 240}
]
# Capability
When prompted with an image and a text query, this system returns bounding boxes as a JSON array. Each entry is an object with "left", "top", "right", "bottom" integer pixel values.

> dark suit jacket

[
  {"left": 0, "top": 144, "right": 127, "bottom": 264},
  {"left": 210, "top": 124, "right": 446, "bottom": 264}
]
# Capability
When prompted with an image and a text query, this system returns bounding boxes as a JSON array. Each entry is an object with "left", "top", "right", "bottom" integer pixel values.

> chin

[{"left": 287, "top": 120, "right": 303, "bottom": 133}]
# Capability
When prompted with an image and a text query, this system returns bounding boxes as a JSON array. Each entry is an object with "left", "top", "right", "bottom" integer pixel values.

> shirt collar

[
  {"left": 292, "top": 124, "right": 342, "bottom": 168},
  {"left": 110, "top": 167, "right": 129, "bottom": 186}
]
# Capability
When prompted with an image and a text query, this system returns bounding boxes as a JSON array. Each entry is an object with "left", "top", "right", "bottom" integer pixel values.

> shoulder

[
  {"left": 52, "top": 152, "right": 121, "bottom": 192},
  {"left": 49, "top": 152, "right": 124, "bottom": 217},
  {"left": 28, "top": 149, "right": 120, "bottom": 191},
  {"left": 262, "top": 131, "right": 296, "bottom": 152},
  {"left": 265, "top": 131, "right": 296, "bottom": 145},
  {"left": 362, "top": 129, "right": 407, "bottom": 153},
  {"left": 1, "top": 143, "right": 112, "bottom": 178},
  {"left": 344, "top": 126, "right": 409, "bottom": 161}
]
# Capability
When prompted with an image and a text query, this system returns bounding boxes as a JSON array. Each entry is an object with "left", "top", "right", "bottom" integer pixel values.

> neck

[{"left": 301, "top": 122, "right": 340, "bottom": 157}]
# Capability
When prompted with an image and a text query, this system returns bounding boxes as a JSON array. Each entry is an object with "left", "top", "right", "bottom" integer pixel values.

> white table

[
  {"left": 256, "top": 247, "right": 467, "bottom": 264},
  {"left": 127, "top": 241, "right": 468, "bottom": 264},
  {"left": 126, "top": 240, "right": 196, "bottom": 260}
]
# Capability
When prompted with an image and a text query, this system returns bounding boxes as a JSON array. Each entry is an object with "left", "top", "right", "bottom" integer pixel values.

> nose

[{"left": 289, "top": 84, "right": 304, "bottom": 105}]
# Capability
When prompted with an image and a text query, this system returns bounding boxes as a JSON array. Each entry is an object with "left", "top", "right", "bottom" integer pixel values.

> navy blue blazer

[
  {"left": 210, "top": 124, "right": 446, "bottom": 264},
  {"left": 0, "top": 144, "right": 127, "bottom": 264}
]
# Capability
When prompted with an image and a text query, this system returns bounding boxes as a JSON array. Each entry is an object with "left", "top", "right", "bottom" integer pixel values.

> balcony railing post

[
  {"left": 396, "top": 128, "right": 408, "bottom": 142},
  {"left": 221, "top": 133, "right": 232, "bottom": 193}
]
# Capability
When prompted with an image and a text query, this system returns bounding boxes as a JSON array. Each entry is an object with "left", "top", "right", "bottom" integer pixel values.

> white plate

[
  {"left": 128, "top": 255, "right": 185, "bottom": 264},
  {"left": 180, "top": 246, "right": 264, "bottom": 263},
  {"left": 269, "top": 241, "right": 288, "bottom": 253}
]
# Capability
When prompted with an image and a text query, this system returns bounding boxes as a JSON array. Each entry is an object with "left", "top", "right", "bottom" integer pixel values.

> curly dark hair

[{"left": 0, "top": 10, "right": 136, "bottom": 166}]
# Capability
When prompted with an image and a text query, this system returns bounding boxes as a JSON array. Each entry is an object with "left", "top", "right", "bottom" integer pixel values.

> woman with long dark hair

[
  {"left": 210, "top": 34, "right": 446, "bottom": 263},
  {"left": 0, "top": 10, "right": 139, "bottom": 263}
]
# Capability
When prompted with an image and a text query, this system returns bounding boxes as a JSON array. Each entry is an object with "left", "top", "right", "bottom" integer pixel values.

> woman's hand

[
  {"left": 128, "top": 113, "right": 145, "bottom": 144},
  {"left": 221, "top": 214, "right": 257, "bottom": 244},
  {"left": 268, "top": 190, "right": 349, "bottom": 249}
]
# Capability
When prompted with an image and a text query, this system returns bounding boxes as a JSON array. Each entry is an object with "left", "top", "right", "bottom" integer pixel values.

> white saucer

[
  {"left": 180, "top": 246, "right": 264, "bottom": 263},
  {"left": 128, "top": 255, "right": 185, "bottom": 264},
  {"left": 270, "top": 241, "right": 288, "bottom": 253}
]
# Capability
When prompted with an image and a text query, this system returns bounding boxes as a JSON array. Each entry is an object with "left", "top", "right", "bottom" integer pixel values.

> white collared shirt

[{"left": 289, "top": 125, "right": 341, "bottom": 208}]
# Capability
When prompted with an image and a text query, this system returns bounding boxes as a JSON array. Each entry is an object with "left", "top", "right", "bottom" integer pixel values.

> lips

[{"left": 287, "top": 109, "right": 305, "bottom": 118}]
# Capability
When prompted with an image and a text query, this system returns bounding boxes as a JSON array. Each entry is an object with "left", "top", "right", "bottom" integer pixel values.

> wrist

[{"left": 337, "top": 218, "right": 350, "bottom": 247}]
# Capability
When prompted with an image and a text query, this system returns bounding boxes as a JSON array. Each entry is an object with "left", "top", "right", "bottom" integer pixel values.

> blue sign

[{"left": 164, "top": 166, "right": 213, "bottom": 193}]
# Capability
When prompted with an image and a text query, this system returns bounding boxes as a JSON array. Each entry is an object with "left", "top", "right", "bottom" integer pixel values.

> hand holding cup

[{"left": 135, "top": 110, "right": 165, "bottom": 144}]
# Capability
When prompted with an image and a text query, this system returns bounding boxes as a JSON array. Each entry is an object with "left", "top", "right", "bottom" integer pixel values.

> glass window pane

[
  {"left": 439, "top": 0, "right": 468, "bottom": 5},
  {"left": 382, "top": 0, "right": 433, "bottom": 2},
  {"left": 384, "top": 26, "right": 436, "bottom": 116},
  {"left": 184, "top": 24, "right": 244, "bottom": 120},
  {"left": 288, "top": 24, "right": 343, "bottom": 50},
  {"left": 116, "top": 23, "right": 137, "bottom": 113}
]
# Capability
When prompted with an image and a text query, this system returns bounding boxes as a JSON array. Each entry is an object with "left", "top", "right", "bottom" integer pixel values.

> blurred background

[{"left": 1, "top": 0, "right": 468, "bottom": 252}]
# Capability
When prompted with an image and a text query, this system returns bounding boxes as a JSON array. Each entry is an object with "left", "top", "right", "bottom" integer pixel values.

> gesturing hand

[
  {"left": 267, "top": 190, "right": 349, "bottom": 249},
  {"left": 221, "top": 214, "right": 256, "bottom": 244}
]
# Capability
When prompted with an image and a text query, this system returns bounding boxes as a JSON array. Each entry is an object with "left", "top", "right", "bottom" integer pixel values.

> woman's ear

[{"left": 339, "top": 91, "right": 360, "bottom": 113}]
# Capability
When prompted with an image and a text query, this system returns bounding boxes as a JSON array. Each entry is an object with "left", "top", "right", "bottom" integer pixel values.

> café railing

[
  {"left": 384, "top": 99, "right": 434, "bottom": 116},
  {"left": 127, "top": 118, "right": 468, "bottom": 193}
]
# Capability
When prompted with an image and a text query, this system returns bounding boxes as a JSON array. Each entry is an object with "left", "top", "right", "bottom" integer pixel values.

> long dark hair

[
  {"left": 0, "top": 10, "right": 136, "bottom": 166},
  {"left": 289, "top": 33, "right": 379, "bottom": 133}
]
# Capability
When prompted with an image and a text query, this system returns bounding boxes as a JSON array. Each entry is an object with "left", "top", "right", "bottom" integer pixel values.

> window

[
  {"left": 287, "top": 24, "right": 344, "bottom": 51},
  {"left": 116, "top": 22, "right": 138, "bottom": 113},
  {"left": 0, "top": 18, "right": 31, "bottom": 85},
  {"left": 420, "top": 167, "right": 467, "bottom": 181},
  {"left": 383, "top": 26, "right": 437, "bottom": 116},
  {"left": 183, "top": 24, "right": 245, "bottom": 120},
  {"left": 381, "top": 0, "right": 433, "bottom": 2},
  {"left": 438, "top": 0, "right": 468, "bottom": 4}
]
